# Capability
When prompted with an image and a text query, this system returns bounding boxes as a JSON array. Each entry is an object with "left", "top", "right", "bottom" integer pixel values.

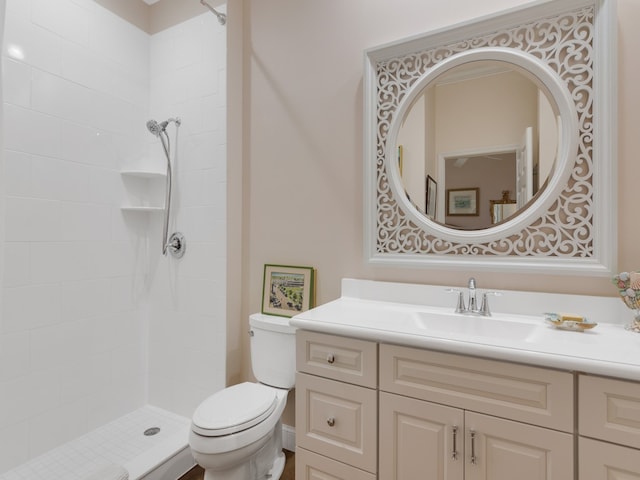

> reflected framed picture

[
  {"left": 446, "top": 187, "right": 479, "bottom": 216},
  {"left": 425, "top": 175, "right": 437, "bottom": 219},
  {"left": 261, "top": 264, "right": 316, "bottom": 317}
]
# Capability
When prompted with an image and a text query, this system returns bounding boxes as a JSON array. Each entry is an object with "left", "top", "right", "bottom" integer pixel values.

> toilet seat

[{"left": 192, "top": 382, "right": 278, "bottom": 437}]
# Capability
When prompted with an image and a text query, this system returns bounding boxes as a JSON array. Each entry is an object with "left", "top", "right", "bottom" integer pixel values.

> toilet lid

[{"left": 192, "top": 382, "right": 278, "bottom": 437}]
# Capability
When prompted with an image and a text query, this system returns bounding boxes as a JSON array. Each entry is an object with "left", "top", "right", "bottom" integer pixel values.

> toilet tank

[{"left": 249, "top": 313, "right": 297, "bottom": 389}]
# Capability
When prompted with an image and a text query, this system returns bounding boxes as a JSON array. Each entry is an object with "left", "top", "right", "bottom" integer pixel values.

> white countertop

[{"left": 291, "top": 279, "right": 640, "bottom": 381}]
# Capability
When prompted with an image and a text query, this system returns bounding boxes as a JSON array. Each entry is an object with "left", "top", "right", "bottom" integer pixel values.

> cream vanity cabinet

[
  {"left": 295, "top": 330, "right": 378, "bottom": 480},
  {"left": 379, "top": 344, "right": 574, "bottom": 480},
  {"left": 578, "top": 375, "right": 640, "bottom": 479},
  {"left": 295, "top": 331, "right": 575, "bottom": 480}
]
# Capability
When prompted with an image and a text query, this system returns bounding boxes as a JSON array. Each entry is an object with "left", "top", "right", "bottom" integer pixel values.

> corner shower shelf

[
  {"left": 120, "top": 169, "right": 166, "bottom": 179},
  {"left": 120, "top": 206, "right": 164, "bottom": 212},
  {"left": 120, "top": 169, "right": 166, "bottom": 211}
]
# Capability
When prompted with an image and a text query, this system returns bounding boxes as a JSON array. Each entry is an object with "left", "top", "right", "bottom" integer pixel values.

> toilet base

[{"left": 201, "top": 422, "right": 284, "bottom": 480}]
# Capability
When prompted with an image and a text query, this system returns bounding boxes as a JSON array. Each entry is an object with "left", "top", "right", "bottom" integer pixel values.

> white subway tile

[
  {"left": 2, "top": 242, "right": 30, "bottom": 287},
  {"left": 31, "top": 68, "right": 93, "bottom": 124},
  {"left": 4, "top": 197, "right": 61, "bottom": 242},
  {"left": 60, "top": 280, "right": 109, "bottom": 322},
  {"left": 3, "top": 150, "right": 32, "bottom": 198},
  {"left": 30, "top": 242, "right": 88, "bottom": 283},
  {"left": 32, "top": 0, "right": 90, "bottom": 46},
  {"left": 28, "top": 399, "right": 88, "bottom": 458},
  {"left": 2, "top": 284, "right": 62, "bottom": 333},
  {"left": 0, "top": 420, "right": 29, "bottom": 473},
  {"left": 3, "top": 104, "right": 62, "bottom": 158},
  {"left": 3, "top": 16, "right": 62, "bottom": 74},
  {"left": 5, "top": 0, "right": 31, "bottom": 20},
  {"left": 0, "top": 331, "right": 30, "bottom": 382},
  {"left": 2, "top": 58, "right": 31, "bottom": 107}
]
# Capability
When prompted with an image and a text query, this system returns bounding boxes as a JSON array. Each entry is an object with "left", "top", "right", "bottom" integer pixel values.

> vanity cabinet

[
  {"left": 295, "top": 332, "right": 576, "bottom": 480},
  {"left": 379, "top": 344, "right": 574, "bottom": 480},
  {"left": 578, "top": 375, "right": 640, "bottom": 479},
  {"left": 295, "top": 331, "right": 378, "bottom": 480}
]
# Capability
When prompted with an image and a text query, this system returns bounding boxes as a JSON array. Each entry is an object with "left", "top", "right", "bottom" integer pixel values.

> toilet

[{"left": 189, "top": 313, "right": 297, "bottom": 480}]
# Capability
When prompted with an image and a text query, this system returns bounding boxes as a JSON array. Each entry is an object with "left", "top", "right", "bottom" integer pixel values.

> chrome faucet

[
  {"left": 447, "top": 277, "right": 500, "bottom": 316},
  {"left": 467, "top": 277, "right": 478, "bottom": 312}
]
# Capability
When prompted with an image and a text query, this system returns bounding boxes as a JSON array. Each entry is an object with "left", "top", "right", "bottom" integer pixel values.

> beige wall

[{"left": 233, "top": 0, "right": 640, "bottom": 425}]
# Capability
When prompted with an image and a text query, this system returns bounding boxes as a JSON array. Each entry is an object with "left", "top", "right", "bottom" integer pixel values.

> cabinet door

[
  {"left": 296, "top": 447, "right": 376, "bottom": 480},
  {"left": 579, "top": 437, "right": 640, "bottom": 480},
  {"left": 464, "top": 412, "right": 573, "bottom": 480},
  {"left": 379, "top": 392, "right": 464, "bottom": 480}
]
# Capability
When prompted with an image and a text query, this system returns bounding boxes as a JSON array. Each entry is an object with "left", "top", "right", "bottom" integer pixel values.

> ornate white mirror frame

[{"left": 363, "top": 0, "right": 617, "bottom": 275}]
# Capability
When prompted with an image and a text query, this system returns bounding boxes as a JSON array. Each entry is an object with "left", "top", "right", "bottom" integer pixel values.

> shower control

[{"left": 167, "top": 232, "right": 186, "bottom": 259}]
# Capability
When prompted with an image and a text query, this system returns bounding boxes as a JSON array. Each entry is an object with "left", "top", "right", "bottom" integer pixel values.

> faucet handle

[
  {"left": 446, "top": 288, "right": 466, "bottom": 313},
  {"left": 479, "top": 291, "right": 501, "bottom": 316}
]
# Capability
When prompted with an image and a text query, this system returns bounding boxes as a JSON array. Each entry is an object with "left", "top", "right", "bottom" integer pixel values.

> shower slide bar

[{"left": 146, "top": 117, "right": 186, "bottom": 259}]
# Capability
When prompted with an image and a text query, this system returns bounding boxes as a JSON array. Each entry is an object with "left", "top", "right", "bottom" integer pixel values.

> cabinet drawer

[
  {"left": 380, "top": 344, "right": 574, "bottom": 432},
  {"left": 579, "top": 437, "right": 640, "bottom": 479},
  {"left": 296, "top": 372, "right": 377, "bottom": 473},
  {"left": 296, "top": 330, "right": 377, "bottom": 388},
  {"left": 580, "top": 374, "right": 640, "bottom": 449},
  {"left": 296, "top": 447, "right": 376, "bottom": 480}
]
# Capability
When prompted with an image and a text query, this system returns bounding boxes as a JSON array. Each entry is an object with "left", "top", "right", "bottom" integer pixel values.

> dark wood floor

[{"left": 179, "top": 450, "right": 294, "bottom": 480}]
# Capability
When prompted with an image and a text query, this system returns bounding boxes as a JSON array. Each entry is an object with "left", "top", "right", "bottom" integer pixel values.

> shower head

[
  {"left": 146, "top": 119, "right": 165, "bottom": 137},
  {"left": 146, "top": 118, "right": 181, "bottom": 137},
  {"left": 200, "top": 0, "right": 226, "bottom": 25}
]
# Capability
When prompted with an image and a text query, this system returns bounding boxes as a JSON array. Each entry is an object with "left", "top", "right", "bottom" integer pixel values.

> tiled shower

[{"left": 0, "top": 0, "right": 226, "bottom": 474}]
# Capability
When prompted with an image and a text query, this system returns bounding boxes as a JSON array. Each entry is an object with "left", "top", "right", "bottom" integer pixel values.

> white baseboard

[{"left": 282, "top": 424, "right": 296, "bottom": 452}]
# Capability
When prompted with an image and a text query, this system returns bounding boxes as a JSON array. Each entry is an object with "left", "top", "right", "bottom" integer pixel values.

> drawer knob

[
  {"left": 327, "top": 354, "right": 335, "bottom": 364},
  {"left": 327, "top": 417, "right": 336, "bottom": 427}
]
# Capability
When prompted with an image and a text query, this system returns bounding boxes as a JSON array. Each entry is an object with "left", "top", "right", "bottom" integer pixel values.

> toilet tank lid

[
  {"left": 249, "top": 313, "right": 296, "bottom": 334},
  {"left": 192, "top": 382, "right": 277, "bottom": 435}
]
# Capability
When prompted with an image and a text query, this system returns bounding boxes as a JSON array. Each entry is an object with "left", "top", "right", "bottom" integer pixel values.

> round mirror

[{"left": 395, "top": 60, "right": 559, "bottom": 230}]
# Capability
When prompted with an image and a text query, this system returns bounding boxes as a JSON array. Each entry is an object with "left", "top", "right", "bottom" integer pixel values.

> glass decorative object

[{"left": 612, "top": 271, "right": 640, "bottom": 333}]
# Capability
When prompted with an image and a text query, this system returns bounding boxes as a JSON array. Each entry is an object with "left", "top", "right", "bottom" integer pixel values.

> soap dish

[{"left": 544, "top": 313, "right": 597, "bottom": 331}]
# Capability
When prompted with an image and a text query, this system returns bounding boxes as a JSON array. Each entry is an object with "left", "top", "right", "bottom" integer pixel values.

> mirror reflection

[{"left": 396, "top": 60, "right": 559, "bottom": 230}]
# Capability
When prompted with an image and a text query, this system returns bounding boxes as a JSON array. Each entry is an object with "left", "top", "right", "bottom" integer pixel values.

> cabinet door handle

[
  {"left": 470, "top": 430, "right": 477, "bottom": 465},
  {"left": 327, "top": 417, "right": 336, "bottom": 427},
  {"left": 451, "top": 426, "right": 459, "bottom": 460},
  {"left": 327, "top": 353, "right": 335, "bottom": 364}
]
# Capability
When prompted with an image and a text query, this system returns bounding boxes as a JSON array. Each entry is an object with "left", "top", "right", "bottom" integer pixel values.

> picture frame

[
  {"left": 446, "top": 187, "right": 479, "bottom": 216},
  {"left": 425, "top": 175, "right": 437, "bottom": 219},
  {"left": 261, "top": 264, "right": 315, "bottom": 317}
]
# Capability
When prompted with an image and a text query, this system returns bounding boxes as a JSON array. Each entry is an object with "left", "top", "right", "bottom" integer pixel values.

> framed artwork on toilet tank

[{"left": 262, "top": 264, "right": 316, "bottom": 317}]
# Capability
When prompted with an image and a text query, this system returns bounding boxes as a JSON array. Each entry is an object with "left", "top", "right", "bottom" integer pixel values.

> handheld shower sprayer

[
  {"left": 146, "top": 117, "right": 185, "bottom": 258},
  {"left": 146, "top": 118, "right": 181, "bottom": 137}
]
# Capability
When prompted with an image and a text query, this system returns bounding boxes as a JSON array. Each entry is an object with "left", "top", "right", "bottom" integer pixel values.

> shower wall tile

[
  {"left": 30, "top": 242, "right": 89, "bottom": 283},
  {"left": 2, "top": 150, "right": 31, "bottom": 198},
  {"left": 147, "top": 11, "right": 226, "bottom": 416},
  {"left": 1, "top": 59, "right": 31, "bottom": 107},
  {"left": 4, "top": 197, "right": 61, "bottom": 242},
  {"left": 31, "top": 0, "right": 90, "bottom": 47},
  {"left": 3, "top": 15, "right": 63, "bottom": 75},
  {"left": 28, "top": 398, "right": 88, "bottom": 458},
  {"left": 0, "top": 421, "right": 29, "bottom": 474},
  {"left": 2, "top": 243, "right": 30, "bottom": 288},
  {"left": 1, "top": 1, "right": 152, "bottom": 471},
  {"left": 0, "top": 331, "right": 30, "bottom": 382},
  {"left": 4, "top": 105, "right": 62, "bottom": 158},
  {"left": 31, "top": 69, "right": 93, "bottom": 124},
  {"left": 2, "top": 284, "right": 62, "bottom": 333},
  {"left": 5, "top": 0, "right": 30, "bottom": 20}
]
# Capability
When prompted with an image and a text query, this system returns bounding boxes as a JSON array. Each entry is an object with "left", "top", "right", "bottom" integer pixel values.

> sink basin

[{"left": 411, "top": 311, "right": 539, "bottom": 340}]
